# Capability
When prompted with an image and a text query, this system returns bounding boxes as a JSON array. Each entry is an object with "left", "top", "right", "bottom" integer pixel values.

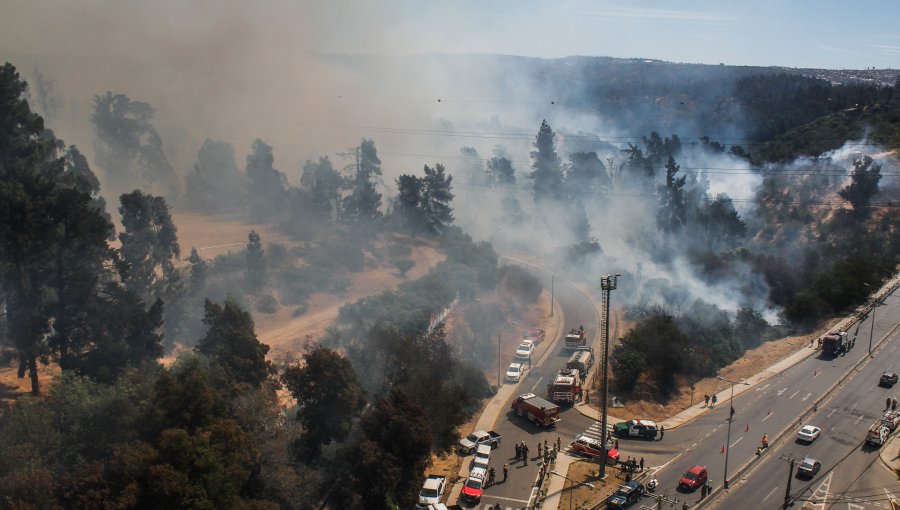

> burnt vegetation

[{"left": 0, "top": 55, "right": 898, "bottom": 508}]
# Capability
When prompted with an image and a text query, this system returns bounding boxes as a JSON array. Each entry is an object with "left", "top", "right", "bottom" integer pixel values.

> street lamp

[
  {"left": 549, "top": 470, "right": 595, "bottom": 510},
  {"left": 716, "top": 375, "right": 750, "bottom": 489},
  {"left": 598, "top": 273, "right": 621, "bottom": 480},
  {"left": 499, "top": 321, "right": 519, "bottom": 389},
  {"left": 862, "top": 282, "right": 883, "bottom": 357}
]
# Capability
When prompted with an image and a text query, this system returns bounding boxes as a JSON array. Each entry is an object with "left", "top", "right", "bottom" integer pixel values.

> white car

[
  {"left": 797, "top": 425, "right": 821, "bottom": 443},
  {"left": 506, "top": 362, "right": 525, "bottom": 382},
  {"left": 515, "top": 340, "right": 535, "bottom": 360}
]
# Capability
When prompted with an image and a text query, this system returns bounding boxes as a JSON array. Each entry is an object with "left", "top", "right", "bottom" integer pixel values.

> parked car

[
  {"left": 880, "top": 371, "right": 898, "bottom": 387},
  {"left": 416, "top": 475, "right": 446, "bottom": 509},
  {"left": 607, "top": 480, "right": 645, "bottom": 509},
  {"left": 505, "top": 362, "right": 525, "bottom": 383},
  {"left": 461, "top": 467, "right": 487, "bottom": 503},
  {"left": 472, "top": 444, "right": 491, "bottom": 470},
  {"left": 678, "top": 465, "right": 708, "bottom": 491},
  {"left": 515, "top": 340, "right": 535, "bottom": 360},
  {"left": 569, "top": 434, "right": 620, "bottom": 464},
  {"left": 797, "top": 425, "right": 821, "bottom": 443},
  {"left": 796, "top": 457, "right": 821, "bottom": 478}
]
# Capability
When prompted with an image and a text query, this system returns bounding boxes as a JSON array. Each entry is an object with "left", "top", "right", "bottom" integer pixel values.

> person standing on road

[
  {"left": 515, "top": 442, "right": 521, "bottom": 460},
  {"left": 888, "top": 397, "right": 892, "bottom": 410},
  {"left": 893, "top": 398, "right": 898, "bottom": 410},
  {"left": 704, "top": 394, "right": 710, "bottom": 407},
  {"left": 523, "top": 444, "right": 529, "bottom": 465},
  {"left": 640, "top": 457, "right": 644, "bottom": 471},
  {"left": 537, "top": 442, "right": 542, "bottom": 457},
  {"left": 711, "top": 395, "right": 717, "bottom": 407},
  {"left": 659, "top": 425, "right": 664, "bottom": 440},
  {"left": 503, "top": 463, "right": 509, "bottom": 482}
]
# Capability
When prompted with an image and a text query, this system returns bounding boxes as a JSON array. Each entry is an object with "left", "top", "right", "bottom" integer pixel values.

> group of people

[
  {"left": 621, "top": 456, "right": 645, "bottom": 473},
  {"left": 886, "top": 397, "right": 898, "bottom": 411},
  {"left": 704, "top": 394, "right": 718, "bottom": 408}
]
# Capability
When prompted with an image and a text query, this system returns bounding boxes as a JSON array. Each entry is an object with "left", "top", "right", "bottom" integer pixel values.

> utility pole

[
  {"left": 497, "top": 332, "right": 502, "bottom": 391},
  {"left": 598, "top": 273, "right": 621, "bottom": 479},
  {"left": 780, "top": 456, "right": 795, "bottom": 509},
  {"left": 716, "top": 375, "right": 749, "bottom": 489},
  {"left": 550, "top": 274, "right": 554, "bottom": 316}
]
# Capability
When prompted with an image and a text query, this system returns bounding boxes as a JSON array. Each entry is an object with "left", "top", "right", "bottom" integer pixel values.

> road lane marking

[
  {"left": 827, "top": 407, "right": 838, "bottom": 417},
  {"left": 802, "top": 392, "right": 812, "bottom": 401},
  {"left": 730, "top": 437, "right": 743, "bottom": 447},
  {"left": 789, "top": 390, "right": 799, "bottom": 399},
  {"left": 762, "top": 413, "right": 772, "bottom": 421},
  {"left": 855, "top": 414, "right": 865, "bottom": 424},
  {"left": 777, "top": 387, "right": 787, "bottom": 396},
  {"left": 484, "top": 495, "right": 529, "bottom": 503},
  {"left": 762, "top": 487, "right": 778, "bottom": 501},
  {"left": 756, "top": 384, "right": 771, "bottom": 392},
  {"left": 529, "top": 377, "right": 543, "bottom": 393}
]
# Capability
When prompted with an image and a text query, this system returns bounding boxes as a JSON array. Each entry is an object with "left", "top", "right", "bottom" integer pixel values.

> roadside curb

[
  {"left": 879, "top": 434, "right": 900, "bottom": 475},
  {"left": 696, "top": 274, "right": 900, "bottom": 509}
]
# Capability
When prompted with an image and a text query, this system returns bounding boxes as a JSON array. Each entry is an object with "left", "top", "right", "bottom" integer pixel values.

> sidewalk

[{"left": 880, "top": 434, "right": 900, "bottom": 476}]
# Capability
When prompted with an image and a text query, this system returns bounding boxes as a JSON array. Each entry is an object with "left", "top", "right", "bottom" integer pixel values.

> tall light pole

[
  {"left": 716, "top": 375, "right": 749, "bottom": 489},
  {"left": 549, "top": 471, "right": 595, "bottom": 510},
  {"left": 862, "top": 282, "right": 882, "bottom": 357},
  {"left": 599, "top": 273, "right": 621, "bottom": 479}
]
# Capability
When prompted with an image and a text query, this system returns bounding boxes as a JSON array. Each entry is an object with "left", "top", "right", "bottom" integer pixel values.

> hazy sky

[
  {"left": 313, "top": 0, "right": 900, "bottom": 69},
  {"left": 3, "top": 0, "right": 898, "bottom": 70}
]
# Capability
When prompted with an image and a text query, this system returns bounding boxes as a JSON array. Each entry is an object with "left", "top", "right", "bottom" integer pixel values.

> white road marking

[
  {"left": 802, "top": 392, "right": 812, "bottom": 401},
  {"left": 777, "top": 387, "right": 788, "bottom": 396},
  {"left": 756, "top": 384, "right": 771, "bottom": 392},
  {"left": 762, "top": 487, "right": 778, "bottom": 501},
  {"left": 483, "top": 495, "right": 529, "bottom": 503},
  {"left": 762, "top": 413, "right": 772, "bottom": 422},
  {"left": 855, "top": 414, "right": 865, "bottom": 424},
  {"left": 827, "top": 407, "right": 838, "bottom": 417},
  {"left": 730, "top": 437, "right": 743, "bottom": 447},
  {"left": 529, "top": 377, "right": 543, "bottom": 393},
  {"left": 789, "top": 390, "right": 799, "bottom": 399}
]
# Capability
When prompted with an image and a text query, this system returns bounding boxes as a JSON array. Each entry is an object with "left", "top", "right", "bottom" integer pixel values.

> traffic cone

[
  {"left": 721, "top": 444, "right": 725, "bottom": 454},
  {"left": 745, "top": 424, "right": 749, "bottom": 432}
]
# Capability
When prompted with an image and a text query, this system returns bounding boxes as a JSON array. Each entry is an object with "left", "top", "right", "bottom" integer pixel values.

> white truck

[
  {"left": 866, "top": 410, "right": 900, "bottom": 447},
  {"left": 416, "top": 475, "right": 447, "bottom": 509},
  {"left": 472, "top": 443, "right": 492, "bottom": 470},
  {"left": 457, "top": 429, "right": 502, "bottom": 454}
]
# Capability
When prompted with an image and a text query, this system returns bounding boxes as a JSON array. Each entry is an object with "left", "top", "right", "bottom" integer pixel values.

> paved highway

[
  {"left": 706, "top": 305, "right": 900, "bottom": 509},
  {"left": 461, "top": 272, "right": 602, "bottom": 509}
]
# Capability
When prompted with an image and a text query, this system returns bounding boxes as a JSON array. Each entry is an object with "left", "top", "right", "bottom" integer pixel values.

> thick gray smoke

[{"left": 4, "top": 2, "right": 892, "bottom": 326}]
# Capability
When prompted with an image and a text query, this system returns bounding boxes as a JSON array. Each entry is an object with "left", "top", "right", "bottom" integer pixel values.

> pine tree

[
  {"left": 343, "top": 138, "right": 383, "bottom": 225},
  {"left": 245, "top": 230, "right": 266, "bottom": 290},
  {"left": 395, "top": 174, "right": 424, "bottom": 233},
  {"left": 196, "top": 298, "right": 271, "bottom": 388},
  {"left": 656, "top": 155, "right": 687, "bottom": 233},
  {"left": 300, "top": 156, "right": 343, "bottom": 221},
  {"left": 245, "top": 138, "right": 287, "bottom": 222},
  {"left": 839, "top": 155, "right": 882, "bottom": 217},
  {"left": 421, "top": 163, "right": 454, "bottom": 234},
  {"left": 529, "top": 120, "right": 564, "bottom": 202},
  {"left": 118, "top": 190, "right": 181, "bottom": 302},
  {"left": 186, "top": 139, "right": 245, "bottom": 213}
]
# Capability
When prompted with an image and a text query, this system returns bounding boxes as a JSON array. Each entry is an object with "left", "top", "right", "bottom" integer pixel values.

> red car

[
  {"left": 524, "top": 328, "right": 545, "bottom": 345},
  {"left": 569, "top": 435, "right": 620, "bottom": 465},
  {"left": 679, "top": 465, "right": 708, "bottom": 491}
]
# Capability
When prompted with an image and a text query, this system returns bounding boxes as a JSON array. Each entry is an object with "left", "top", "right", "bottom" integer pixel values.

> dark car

[
  {"left": 880, "top": 371, "right": 898, "bottom": 387},
  {"left": 796, "top": 457, "right": 821, "bottom": 478},
  {"left": 607, "top": 480, "right": 644, "bottom": 509},
  {"left": 678, "top": 465, "right": 708, "bottom": 491}
]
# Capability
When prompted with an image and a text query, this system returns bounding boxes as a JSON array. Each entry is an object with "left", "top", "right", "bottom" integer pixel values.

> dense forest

[{"left": 1, "top": 54, "right": 899, "bottom": 508}]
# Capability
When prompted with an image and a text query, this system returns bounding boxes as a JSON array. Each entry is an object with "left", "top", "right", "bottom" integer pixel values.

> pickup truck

[
  {"left": 416, "top": 475, "right": 447, "bottom": 509},
  {"left": 458, "top": 429, "right": 502, "bottom": 455}
]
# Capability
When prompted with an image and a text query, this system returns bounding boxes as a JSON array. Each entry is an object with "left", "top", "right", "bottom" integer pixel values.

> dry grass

[{"left": 586, "top": 321, "right": 839, "bottom": 423}]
